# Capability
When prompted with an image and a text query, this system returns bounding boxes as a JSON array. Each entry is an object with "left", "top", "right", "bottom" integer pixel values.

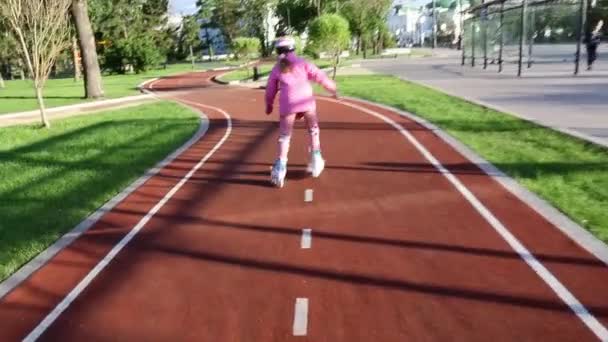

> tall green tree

[
  {"left": 308, "top": 14, "right": 350, "bottom": 79},
  {"left": 197, "top": 0, "right": 241, "bottom": 43},
  {"left": 173, "top": 15, "right": 203, "bottom": 61},
  {"left": 241, "top": 0, "right": 278, "bottom": 56},
  {"left": 87, "top": 0, "right": 171, "bottom": 73},
  {"left": 0, "top": 19, "right": 18, "bottom": 88},
  {"left": 342, "top": 0, "right": 392, "bottom": 57},
  {"left": 275, "top": 0, "right": 346, "bottom": 34},
  {"left": 275, "top": 0, "right": 317, "bottom": 34}
]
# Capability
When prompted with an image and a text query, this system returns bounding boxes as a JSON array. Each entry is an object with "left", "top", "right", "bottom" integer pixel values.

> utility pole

[
  {"left": 574, "top": 0, "right": 588, "bottom": 75},
  {"left": 432, "top": 0, "right": 437, "bottom": 49},
  {"left": 518, "top": 0, "right": 528, "bottom": 77}
]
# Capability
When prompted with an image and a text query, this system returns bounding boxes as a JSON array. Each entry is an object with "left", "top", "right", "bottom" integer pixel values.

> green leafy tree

[
  {"left": 275, "top": 0, "right": 316, "bottom": 34},
  {"left": 275, "top": 0, "right": 347, "bottom": 34},
  {"left": 173, "top": 15, "right": 203, "bottom": 61},
  {"left": 231, "top": 36, "right": 260, "bottom": 75},
  {"left": 105, "top": 35, "right": 163, "bottom": 73},
  {"left": 241, "top": 0, "right": 278, "bottom": 56},
  {"left": 87, "top": 0, "right": 170, "bottom": 71},
  {"left": 196, "top": 0, "right": 241, "bottom": 43},
  {"left": 342, "top": 0, "right": 391, "bottom": 57},
  {"left": 307, "top": 14, "right": 350, "bottom": 79},
  {"left": 0, "top": 19, "right": 19, "bottom": 88}
]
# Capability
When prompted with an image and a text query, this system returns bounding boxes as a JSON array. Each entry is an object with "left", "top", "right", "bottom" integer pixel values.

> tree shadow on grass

[{"left": 0, "top": 116, "right": 203, "bottom": 281}]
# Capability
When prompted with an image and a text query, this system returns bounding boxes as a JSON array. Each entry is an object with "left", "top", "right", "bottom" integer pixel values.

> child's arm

[
  {"left": 305, "top": 62, "right": 337, "bottom": 96},
  {"left": 265, "top": 67, "right": 280, "bottom": 114}
]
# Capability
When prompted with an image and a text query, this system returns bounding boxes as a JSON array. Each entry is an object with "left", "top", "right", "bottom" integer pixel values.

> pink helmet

[{"left": 275, "top": 36, "right": 296, "bottom": 55}]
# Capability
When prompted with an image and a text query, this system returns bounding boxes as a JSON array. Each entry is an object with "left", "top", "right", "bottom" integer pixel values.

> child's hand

[
  {"left": 265, "top": 104, "right": 273, "bottom": 115},
  {"left": 332, "top": 92, "right": 340, "bottom": 100}
]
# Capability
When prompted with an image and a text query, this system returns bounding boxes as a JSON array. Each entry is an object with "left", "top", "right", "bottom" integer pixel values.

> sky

[{"left": 169, "top": 0, "right": 197, "bottom": 15}]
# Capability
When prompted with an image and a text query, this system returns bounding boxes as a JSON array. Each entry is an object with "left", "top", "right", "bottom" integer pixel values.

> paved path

[
  {"left": 362, "top": 48, "right": 608, "bottom": 148},
  {"left": 1, "top": 71, "right": 608, "bottom": 341}
]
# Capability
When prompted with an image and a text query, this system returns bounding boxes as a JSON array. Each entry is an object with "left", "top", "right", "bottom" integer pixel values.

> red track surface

[{"left": 2, "top": 71, "right": 608, "bottom": 341}]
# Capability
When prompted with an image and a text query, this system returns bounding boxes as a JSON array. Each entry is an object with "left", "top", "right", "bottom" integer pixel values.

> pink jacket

[{"left": 265, "top": 56, "right": 336, "bottom": 116}]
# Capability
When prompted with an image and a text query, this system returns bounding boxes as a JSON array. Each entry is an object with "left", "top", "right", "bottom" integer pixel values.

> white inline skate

[
  {"left": 270, "top": 159, "right": 287, "bottom": 188},
  {"left": 307, "top": 150, "right": 325, "bottom": 178}
]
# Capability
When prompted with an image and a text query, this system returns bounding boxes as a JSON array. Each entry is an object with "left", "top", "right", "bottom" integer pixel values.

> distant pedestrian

[{"left": 585, "top": 20, "right": 603, "bottom": 71}]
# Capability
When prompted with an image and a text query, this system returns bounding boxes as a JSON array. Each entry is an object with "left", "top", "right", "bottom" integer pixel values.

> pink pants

[{"left": 278, "top": 112, "right": 320, "bottom": 161}]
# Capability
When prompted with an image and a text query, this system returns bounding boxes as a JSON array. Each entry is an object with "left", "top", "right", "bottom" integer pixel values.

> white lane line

[
  {"left": 293, "top": 298, "right": 309, "bottom": 336},
  {"left": 301, "top": 229, "right": 312, "bottom": 249},
  {"left": 305, "top": 189, "right": 313, "bottom": 202},
  {"left": 322, "top": 98, "right": 608, "bottom": 341},
  {"left": 24, "top": 101, "right": 233, "bottom": 342}
]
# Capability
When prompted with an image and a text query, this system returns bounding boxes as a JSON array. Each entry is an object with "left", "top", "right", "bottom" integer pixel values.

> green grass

[
  {"left": 336, "top": 75, "right": 608, "bottom": 243},
  {"left": 0, "top": 101, "right": 200, "bottom": 281},
  {"left": 218, "top": 59, "right": 335, "bottom": 83},
  {"left": 220, "top": 63, "right": 275, "bottom": 82},
  {"left": 0, "top": 62, "right": 231, "bottom": 114}
]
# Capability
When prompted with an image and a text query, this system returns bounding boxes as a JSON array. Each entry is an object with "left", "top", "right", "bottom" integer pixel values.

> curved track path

[{"left": 2, "top": 71, "right": 608, "bottom": 341}]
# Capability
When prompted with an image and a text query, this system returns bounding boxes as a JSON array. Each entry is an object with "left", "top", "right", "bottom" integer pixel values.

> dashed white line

[
  {"left": 293, "top": 298, "right": 309, "bottom": 336},
  {"left": 304, "top": 189, "right": 313, "bottom": 202},
  {"left": 301, "top": 229, "right": 312, "bottom": 249}
]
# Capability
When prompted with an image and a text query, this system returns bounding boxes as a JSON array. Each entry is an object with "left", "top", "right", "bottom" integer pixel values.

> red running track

[{"left": 1, "top": 71, "right": 608, "bottom": 341}]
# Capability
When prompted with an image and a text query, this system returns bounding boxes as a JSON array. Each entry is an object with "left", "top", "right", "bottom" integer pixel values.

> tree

[
  {"left": 308, "top": 14, "right": 350, "bottom": 79},
  {"left": 202, "top": 0, "right": 241, "bottom": 43},
  {"left": 275, "top": 0, "right": 346, "bottom": 34},
  {"left": 1, "top": 0, "right": 72, "bottom": 128},
  {"left": 241, "top": 0, "right": 277, "bottom": 56},
  {"left": 105, "top": 35, "right": 164, "bottom": 73},
  {"left": 71, "top": 35, "right": 82, "bottom": 82},
  {"left": 231, "top": 36, "right": 260, "bottom": 76},
  {"left": 173, "top": 15, "right": 203, "bottom": 61},
  {"left": 342, "top": 0, "right": 392, "bottom": 57},
  {"left": 197, "top": 0, "right": 216, "bottom": 57},
  {"left": 87, "top": 0, "right": 171, "bottom": 71},
  {"left": 0, "top": 19, "right": 19, "bottom": 88},
  {"left": 275, "top": 0, "right": 317, "bottom": 34},
  {"left": 72, "top": 0, "right": 104, "bottom": 99}
]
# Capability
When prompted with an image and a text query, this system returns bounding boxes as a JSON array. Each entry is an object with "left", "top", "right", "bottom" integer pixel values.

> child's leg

[
  {"left": 303, "top": 111, "right": 320, "bottom": 152},
  {"left": 278, "top": 114, "right": 296, "bottom": 161}
]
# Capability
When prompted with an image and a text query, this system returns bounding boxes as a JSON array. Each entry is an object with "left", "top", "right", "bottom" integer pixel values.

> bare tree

[
  {"left": 71, "top": 0, "right": 104, "bottom": 99},
  {"left": 0, "top": 0, "right": 72, "bottom": 128}
]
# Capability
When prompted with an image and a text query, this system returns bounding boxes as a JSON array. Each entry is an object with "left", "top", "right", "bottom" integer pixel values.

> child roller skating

[{"left": 265, "top": 36, "right": 338, "bottom": 188}]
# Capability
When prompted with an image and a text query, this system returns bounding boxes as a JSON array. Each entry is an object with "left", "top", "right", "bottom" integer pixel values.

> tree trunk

[
  {"left": 0, "top": 72, "right": 5, "bottom": 88},
  {"left": 190, "top": 45, "right": 195, "bottom": 70},
  {"left": 72, "top": 0, "right": 104, "bottom": 99},
  {"left": 332, "top": 53, "right": 340, "bottom": 80},
  {"left": 35, "top": 86, "right": 51, "bottom": 128},
  {"left": 72, "top": 36, "right": 81, "bottom": 82}
]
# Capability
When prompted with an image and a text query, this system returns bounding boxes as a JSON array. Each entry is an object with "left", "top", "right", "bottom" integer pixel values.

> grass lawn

[
  {"left": 218, "top": 59, "right": 335, "bottom": 83},
  {"left": 0, "top": 62, "right": 231, "bottom": 115},
  {"left": 0, "top": 101, "right": 200, "bottom": 281},
  {"left": 336, "top": 75, "right": 608, "bottom": 243}
]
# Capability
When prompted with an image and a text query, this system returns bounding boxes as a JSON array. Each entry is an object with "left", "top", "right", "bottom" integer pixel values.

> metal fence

[{"left": 461, "top": 0, "right": 602, "bottom": 76}]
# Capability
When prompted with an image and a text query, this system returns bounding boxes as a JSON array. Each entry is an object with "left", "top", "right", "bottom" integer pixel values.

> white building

[
  {"left": 388, "top": 0, "right": 468, "bottom": 47},
  {"left": 387, "top": 0, "right": 432, "bottom": 47}
]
